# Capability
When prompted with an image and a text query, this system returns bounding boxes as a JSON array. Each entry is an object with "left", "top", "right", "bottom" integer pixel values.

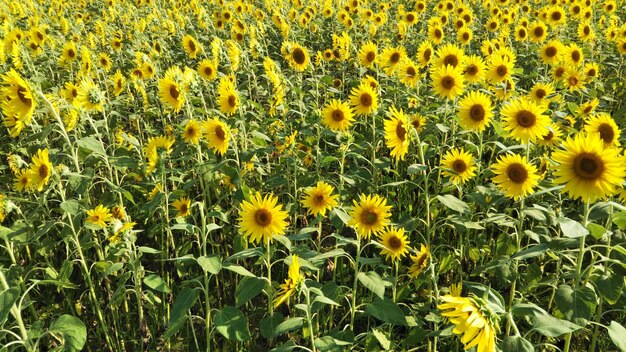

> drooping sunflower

[
  {"left": 85, "top": 204, "right": 113, "bottom": 229},
  {"left": 182, "top": 119, "right": 202, "bottom": 145},
  {"left": 203, "top": 118, "right": 230, "bottom": 155},
  {"left": 172, "top": 197, "right": 191, "bottom": 218},
  {"left": 349, "top": 83, "right": 378, "bottom": 116},
  {"left": 357, "top": 41, "right": 378, "bottom": 68},
  {"left": 348, "top": 194, "right": 392, "bottom": 240},
  {"left": 238, "top": 192, "right": 289, "bottom": 244},
  {"left": 197, "top": 60, "right": 217, "bottom": 81},
  {"left": 217, "top": 77, "right": 239, "bottom": 116},
  {"left": 321, "top": 99, "right": 355, "bottom": 131},
  {"left": 384, "top": 107, "right": 410, "bottom": 160},
  {"left": 431, "top": 65, "right": 465, "bottom": 100},
  {"left": 500, "top": 97, "right": 550, "bottom": 143},
  {"left": 441, "top": 148, "right": 477, "bottom": 185},
  {"left": 28, "top": 148, "right": 53, "bottom": 192},
  {"left": 273, "top": 255, "right": 304, "bottom": 308},
  {"left": 408, "top": 244, "right": 429, "bottom": 278},
  {"left": 583, "top": 113, "right": 621, "bottom": 147},
  {"left": 552, "top": 133, "right": 626, "bottom": 202},
  {"left": 75, "top": 79, "right": 105, "bottom": 112},
  {"left": 438, "top": 295, "right": 499, "bottom": 352},
  {"left": 491, "top": 153, "right": 540, "bottom": 200},
  {"left": 378, "top": 226, "right": 410, "bottom": 262},
  {"left": 182, "top": 34, "right": 202, "bottom": 59},
  {"left": 301, "top": 181, "right": 339, "bottom": 217},
  {"left": 158, "top": 76, "right": 185, "bottom": 113}
]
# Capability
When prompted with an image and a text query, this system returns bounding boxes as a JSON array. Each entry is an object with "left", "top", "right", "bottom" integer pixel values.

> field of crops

[{"left": 1, "top": 0, "right": 626, "bottom": 351}]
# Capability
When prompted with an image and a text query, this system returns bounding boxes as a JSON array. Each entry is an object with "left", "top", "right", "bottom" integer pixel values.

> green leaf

[
  {"left": 272, "top": 317, "right": 304, "bottom": 337},
  {"left": 499, "top": 336, "right": 534, "bottom": 352},
  {"left": 407, "top": 164, "right": 427, "bottom": 175},
  {"left": 586, "top": 223, "right": 607, "bottom": 240},
  {"left": 357, "top": 271, "right": 385, "bottom": 299},
  {"left": 530, "top": 315, "right": 583, "bottom": 337},
  {"left": 197, "top": 255, "right": 222, "bottom": 275},
  {"left": 214, "top": 306, "right": 251, "bottom": 341},
  {"left": 0, "top": 287, "right": 19, "bottom": 326},
  {"left": 511, "top": 303, "right": 547, "bottom": 318},
  {"left": 365, "top": 297, "right": 407, "bottom": 326},
  {"left": 138, "top": 246, "right": 161, "bottom": 254},
  {"left": 222, "top": 263, "right": 256, "bottom": 277},
  {"left": 143, "top": 274, "right": 171, "bottom": 293},
  {"left": 50, "top": 315, "right": 87, "bottom": 352},
  {"left": 436, "top": 195, "right": 470, "bottom": 214},
  {"left": 77, "top": 136, "right": 106, "bottom": 156},
  {"left": 594, "top": 270, "right": 624, "bottom": 305},
  {"left": 312, "top": 295, "right": 340, "bottom": 306},
  {"left": 522, "top": 209, "right": 546, "bottom": 221},
  {"left": 612, "top": 211, "right": 626, "bottom": 230},
  {"left": 60, "top": 200, "right": 80, "bottom": 216},
  {"left": 260, "top": 313, "right": 284, "bottom": 339},
  {"left": 168, "top": 287, "right": 200, "bottom": 326},
  {"left": 555, "top": 284, "right": 596, "bottom": 322},
  {"left": 511, "top": 244, "right": 548, "bottom": 260},
  {"left": 235, "top": 277, "right": 266, "bottom": 307},
  {"left": 314, "top": 336, "right": 342, "bottom": 352},
  {"left": 557, "top": 217, "right": 589, "bottom": 238},
  {"left": 333, "top": 208, "right": 352, "bottom": 225},
  {"left": 608, "top": 321, "right": 626, "bottom": 352},
  {"left": 372, "top": 328, "right": 391, "bottom": 350}
]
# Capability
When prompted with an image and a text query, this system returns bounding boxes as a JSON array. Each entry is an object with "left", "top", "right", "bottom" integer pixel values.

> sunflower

[
  {"left": 529, "top": 21, "right": 548, "bottom": 42},
  {"left": 438, "top": 295, "right": 499, "bottom": 352},
  {"left": 75, "top": 79, "right": 105, "bottom": 112},
  {"left": 384, "top": 107, "right": 410, "bottom": 160},
  {"left": 111, "top": 70, "right": 125, "bottom": 97},
  {"left": 487, "top": 55, "right": 514, "bottom": 83},
  {"left": 431, "top": 65, "right": 465, "bottom": 100},
  {"left": 357, "top": 41, "right": 378, "bottom": 68},
  {"left": 380, "top": 46, "right": 406, "bottom": 75},
  {"left": 1, "top": 69, "right": 36, "bottom": 137},
  {"left": 59, "top": 41, "right": 78, "bottom": 65},
  {"left": 13, "top": 170, "right": 31, "bottom": 192},
  {"left": 417, "top": 41, "right": 434, "bottom": 67},
  {"left": 284, "top": 42, "right": 310, "bottom": 71},
  {"left": 428, "top": 25, "right": 445, "bottom": 44},
  {"left": 349, "top": 83, "right": 378, "bottom": 116},
  {"left": 273, "top": 255, "right": 304, "bottom": 308},
  {"left": 514, "top": 25, "right": 528, "bottom": 42},
  {"left": 85, "top": 204, "right": 113, "bottom": 229},
  {"left": 238, "top": 192, "right": 289, "bottom": 244},
  {"left": 537, "top": 122, "right": 563, "bottom": 148},
  {"left": 378, "top": 227, "right": 410, "bottom": 262},
  {"left": 158, "top": 76, "right": 185, "bottom": 113},
  {"left": 301, "top": 181, "right": 339, "bottom": 217},
  {"left": 434, "top": 43, "right": 466, "bottom": 69},
  {"left": 491, "top": 153, "right": 540, "bottom": 200},
  {"left": 463, "top": 55, "right": 486, "bottom": 83},
  {"left": 577, "top": 98, "right": 599, "bottom": 117},
  {"left": 563, "top": 68, "right": 585, "bottom": 92},
  {"left": 501, "top": 97, "right": 550, "bottom": 143},
  {"left": 528, "top": 82, "right": 554, "bottom": 104},
  {"left": 321, "top": 99, "right": 355, "bottom": 132},
  {"left": 217, "top": 77, "right": 239, "bottom": 116},
  {"left": 411, "top": 114, "right": 427, "bottom": 133},
  {"left": 584, "top": 113, "right": 621, "bottom": 147},
  {"left": 457, "top": 27, "right": 473, "bottom": 46},
  {"left": 583, "top": 62, "right": 600, "bottom": 82},
  {"left": 203, "top": 118, "right": 230, "bottom": 155},
  {"left": 441, "top": 148, "right": 477, "bottom": 185},
  {"left": 182, "top": 119, "right": 202, "bottom": 145},
  {"left": 27, "top": 148, "right": 53, "bottom": 192},
  {"left": 97, "top": 53, "right": 112, "bottom": 71},
  {"left": 457, "top": 91, "right": 493, "bottom": 132},
  {"left": 552, "top": 133, "right": 626, "bottom": 202},
  {"left": 144, "top": 135, "right": 175, "bottom": 174},
  {"left": 182, "top": 34, "right": 202, "bottom": 59},
  {"left": 172, "top": 197, "right": 191, "bottom": 218},
  {"left": 565, "top": 44, "right": 584, "bottom": 67},
  {"left": 348, "top": 194, "right": 392, "bottom": 240},
  {"left": 578, "top": 22, "right": 595, "bottom": 42},
  {"left": 399, "top": 60, "right": 420, "bottom": 87},
  {"left": 408, "top": 244, "right": 429, "bottom": 278},
  {"left": 547, "top": 6, "right": 566, "bottom": 26}
]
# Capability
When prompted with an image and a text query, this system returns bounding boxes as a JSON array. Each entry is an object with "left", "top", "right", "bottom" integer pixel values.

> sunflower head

[
  {"left": 491, "top": 153, "right": 541, "bottom": 200},
  {"left": 238, "top": 192, "right": 289, "bottom": 244},
  {"left": 348, "top": 194, "right": 392, "bottom": 240},
  {"left": 378, "top": 226, "right": 410, "bottom": 262}
]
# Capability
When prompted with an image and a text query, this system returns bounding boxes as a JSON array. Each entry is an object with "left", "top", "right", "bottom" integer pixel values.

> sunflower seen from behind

[
  {"left": 552, "top": 133, "right": 626, "bottom": 202},
  {"left": 438, "top": 295, "right": 499, "bottom": 352},
  {"left": 238, "top": 192, "right": 289, "bottom": 245},
  {"left": 301, "top": 181, "right": 339, "bottom": 217},
  {"left": 491, "top": 153, "right": 540, "bottom": 200},
  {"left": 441, "top": 148, "right": 477, "bottom": 185},
  {"left": 348, "top": 194, "right": 392, "bottom": 240}
]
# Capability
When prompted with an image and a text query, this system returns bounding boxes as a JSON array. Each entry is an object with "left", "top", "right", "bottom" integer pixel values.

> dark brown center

[
  {"left": 573, "top": 152, "right": 604, "bottom": 180},
  {"left": 39, "top": 164, "right": 49, "bottom": 178},
  {"left": 360, "top": 93, "right": 372, "bottom": 107},
  {"left": 17, "top": 86, "right": 32, "bottom": 107},
  {"left": 598, "top": 123, "right": 615, "bottom": 143},
  {"left": 169, "top": 85, "right": 180, "bottom": 99},
  {"left": 292, "top": 48, "right": 306, "bottom": 64},
  {"left": 545, "top": 47, "right": 557, "bottom": 57},
  {"left": 453, "top": 159, "right": 467, "bottom": 172},
  {"left": 360, "top": 209, "right": 378, "bottom": 225},
  {"left": 535, "top": 89, "right": 547, "bottom": 99},
  {"left": 188, "top": 40, "right": 196, "bottom": 52},
  {"left": 444, "top": 54, "right": 458, "bottom": 67},
  {"left": 496, "top": 65, "right": 508, "bottom": 77},
  {"left": 387, "top": 235, "right": 402, "bottom": 250},
  {"left": 470, "top": 104, "right": 485, "bottom": 121},
  {"left": 396, "top": 123, "right": 406, "bottom": 141},
  {"left": 441, "top": 76, "right": 455, "bottom": 89},
  {"left": 507, "top": 163, "right": 528, "bottom": 183},
  {"left": 466, "top": 65, "right": 478, "bottom": 75},
  {"left": 516, "top": 110, "right": 536, "bottom": 127},
  {"left": 390, "top": 52, "right": 400, "bottom": 64},
  {"left": 366, "top": 51, "right": 376, "bottom": 63},
  {"left": 534, "top": 27, "right": 544, "bottom": 37},
  {"left": 332, "top": 109, "right": 344, "bottom": 122},
  {"left": 215, "top": 125, "right": 226, "bottom": 140},
  {"left": 254, "top": 208, "right": 272, "bottom": 226},
  {"left": 228, "top": 94, "right": 236, "bottom": 107}
]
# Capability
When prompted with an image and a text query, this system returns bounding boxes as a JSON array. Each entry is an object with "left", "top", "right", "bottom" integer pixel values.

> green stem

[
  {"left": 267, "top": 240, "right": 273, "bottom": 316},
  {"left": 0, "top": 269, "right": 32, "bottom": 351},
  {"left": 350, "top": 237, "right": 361, "bottom": 332},
  {"left": 305, "top": 286, "right": 317, "bottom": 352}
]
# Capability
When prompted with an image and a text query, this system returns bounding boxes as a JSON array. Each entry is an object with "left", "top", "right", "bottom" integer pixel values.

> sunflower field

[{"left": 2, "top": 0, "right": 626, "bottom": 351}]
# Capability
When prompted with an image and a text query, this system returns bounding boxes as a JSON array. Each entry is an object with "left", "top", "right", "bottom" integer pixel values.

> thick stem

[{"left": 350, "top": 237, "right": 361, "bottom": 332}]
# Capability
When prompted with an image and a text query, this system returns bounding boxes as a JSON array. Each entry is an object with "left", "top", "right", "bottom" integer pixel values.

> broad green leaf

[
  {"left": 522, "top": 209, "right": 546, "bottom": 221},
  {"left": 260, "top": 313, "right": 284, "bottom": 339},
  {"left": 312, "top": 295, "right": 340, "bottom": 306},
  {"left": 499, "top": 336, "right": 534, "bottom": 352},
  {"left": 235, "top": 277, "right": 265, "bottom": 307},
  {"left": 512, "top": 244, "right": 548, "bottom": 260},
  {"left": 0, "top": 287, "right": 19, "bottom": 326},
  {"left": 436, "top": 195, "right": 470, "bottom": 214},
  {"left": 50, "top": 315, "right": 87, "bottom": 352},
  {"left": 555, "top": 284, "right": 596, "bottom": 322},
  {"left": 530, "top": 315, "right": 583, "bottom": 337},
  {"left": 357, "top": 271, "right": 385, "bottom": 299},
  {"left": 143, "top": 274, "right": 171, "bottom": 293},
  {"left": 511, "top": 303, "right": 547, "bottom": 318},
  {"left": 365, "top": 297, "right": 407, "bottom": 326},
  {"left": 612, "top": 211, "right": 626, "bottom": 230},
  {"left": 594, "top": 270, "right": 624, "bottom": 305},
  {"left": 214, "top": 306, "right": 251, "bottom": 341},
  {"left": 60, "top": 200, "right": 80, "bottom": 216},
  {"left": 197, "top": 255, "right": 222, "bottom": 275},
  {"left": 273, "top": 317, "right": 304, "bottom": 337},
  {"left": 269, "top": 341, "right": 297, "bottom": 352},
  {"left": 586, "top": 223, "right": 607, "bottom": 240},
  {"left": 222, "top": 263, "right": 256, "bottom": 277},
  {"left": 557, "top": 217, "right": 588, "bottom": 238},
  {"left": 314, "top": 336, "right": 342, "bottom": 352},
  {"left": 333, "top": 208, "right": 352, "bottom": 225},
  {"left": 168, "top": 287, "right": 199, "bottom": 325},
  {"left": 608, "top": 321, "right": 626, "bottom": 352},
  {"left": 138, "top": 246, "right": 161, "bottom": 254},
  {"left": 372, "top": 328, "right": 391, "bottom": 350},
  {"left": 77, "top": 136, "right": 106, "bottom": 155}
]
